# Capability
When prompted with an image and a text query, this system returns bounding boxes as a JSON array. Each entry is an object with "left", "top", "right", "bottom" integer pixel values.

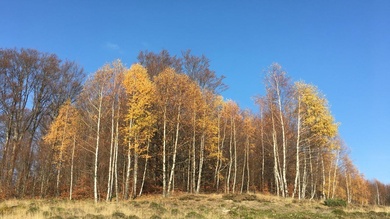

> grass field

[{"left": 0, "top": 193, "right": 389, "bottom": 218}]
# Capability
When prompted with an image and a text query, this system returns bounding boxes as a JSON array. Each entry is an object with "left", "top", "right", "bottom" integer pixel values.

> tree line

[{"left": 0, "top": 48, "right": 389, "bottom": 205}]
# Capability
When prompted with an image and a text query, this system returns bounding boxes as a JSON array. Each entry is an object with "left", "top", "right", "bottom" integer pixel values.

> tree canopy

[{"left": 0, "top": 48, "right": 388, "bottom": 206}]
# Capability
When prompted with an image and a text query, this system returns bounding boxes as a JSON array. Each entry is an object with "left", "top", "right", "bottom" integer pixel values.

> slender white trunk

[
  {"left": 260, "top": 109, "right": 265, "bottom": 191},
  {"left": 309, "top": 146, "right": 315, "bottom": 200},
  {"left": 187, "top": 144, "right": 191, "bottom": 192},
  {"left": 114, "top": 108, "right": 119, "bottom": 202},
  {"left": 327, "top": 158, "right": 332, "bottom": 199},
  {"left": 233, "top": 119, "right": 237, "bottom": 193},
  {"left": 241, "top": 138, "right": 246, "bottom": 194},
  {"left": 227, "top": 117, "right": 233, "bottom": 193},
  {"left": 94, "top": 92, "right": 103, "bottom": 203},
  {"left": 217, "top": 117, "right": 227, "bottom": 192},
  {"left": 321, "top": 155, "right": 326, "bottom": 200},
  {"left": 271, "top": 110, "right": 281, "bottom": 196},
  {"left": 168, "top": 105, "right": 181, "bottom": 195},
  {"left": 162, "top": 105, "right": 167, "bottom": 197},
  {"left": 214, "top": 113, "right": 221, "bottom": 190},
  {"left": 345, "top": 171, "right": 351, "bottom": 203},
  {"left": 139, "top": 141, "right": 150, "bottom": 197},
  {"left": 106, "top": 104, "right": 115, "bottom": 201},
  {"left": 293, "top": 95, "right": 301, "bottom": 199},
  {"left": 56, "top": 153, "right": 62, "bottom": 197},
  {"left": 133, "top": 147, "right": 138, "bottom": 198},
  {"left": 124, "top": 120, "right": 133, "bottom": 200},
  {"left": 196, "top": 132, "right": 204, "bottom": 193},
  {"left": 192, "top": 109, "right": 197, "bottom": 193},
  {"left": 246, "top": 135, "right": 250, "bottom": 193},
  {"left": 301, "top": 146, "right": 307, "bottom": 199},
  {"left": 275, "top": 75, "right": 288, "bottom": 197},
  {"left": 376, "top": 181, "right": 380, "bottom": 205},
  {"left": 331, "top": 150, "right": 339, "bottom": 199}
]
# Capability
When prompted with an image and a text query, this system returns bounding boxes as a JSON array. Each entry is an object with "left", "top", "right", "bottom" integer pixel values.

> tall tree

[
  {"left": 293, "top": 82, "right": 338, "bottom": 199},
  {"left": 78, "top": 64, "right": 114, "bottom": 203},
  {"left": 122, "top": 64, "right": 156, "bottom": 199},
  {"left": 43, "top": 100, "right": 79, "bottom": 197},
  {"left": 137, "top": 50, "right": 181, "bottom": 78},
  {"left": 0, "top": 48, "right": 83, "bottom": 198},
  {"left": 154, "top": 68, "right": 196, "bottom": 196},
  {"left": 182, "top": 50, "right": 227, "bottom": 93}
]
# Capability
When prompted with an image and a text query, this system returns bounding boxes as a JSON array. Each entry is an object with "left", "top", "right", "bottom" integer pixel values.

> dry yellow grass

[{"left": 0, "top": 193, "right": 389, "bottom": 219}]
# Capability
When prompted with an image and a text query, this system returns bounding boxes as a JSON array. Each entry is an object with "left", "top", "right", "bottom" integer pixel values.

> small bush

[
  {"left": 179, "top": 194, "right": 206, "bottom": 201},
  {"left": 171, "top": 208, "right": 179, "bottom": 215},
  {"left": 0, "top": 206, "right": 14, "bottom": 215},
  {"left": 185, "top": 211, "right": 205, "bottom": 218},
  {"left": 149, "top": 215, "right": 161, "bottom": 219},
  {"left": 48, "top": 216, "right": 63, "bottom": 219},
  {"left": 128, "top": 215, "right": 140, "bottom": 219},
  {"left": 112, "top": 211, "right": 127, "bottom": 218},
  {"left": 324, "top": 199, "right": 347, "bottom": 207},
  {"left": 71, "top": 207, "right": 85, "bottom": 215},
  {"left": 131, "top": 201, "right": 141, "bottom": 207},
  {"left": 26, "top": 204, "right": 40, "bottom": 215},
  {"left": 222, "top": 194, "right": 257, "bottom": 202},
  {"left": 84, "top": 214, "right": 105, "bottom": 219},
  {"left": 149, "top": 202, "right": 166, "bottom": 214}
]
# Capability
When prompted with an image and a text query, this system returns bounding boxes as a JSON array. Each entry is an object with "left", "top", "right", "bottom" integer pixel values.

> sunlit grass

[{"left": 0, "top": 193, "right": 389, "bottom": 218}]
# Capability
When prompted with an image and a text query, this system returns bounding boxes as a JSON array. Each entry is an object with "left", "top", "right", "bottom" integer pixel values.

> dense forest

[{"left": 0, "top": 48, "right": 389, "bottom": 205}]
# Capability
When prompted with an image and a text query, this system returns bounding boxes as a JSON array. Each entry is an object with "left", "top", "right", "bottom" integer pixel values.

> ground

[{"left": 0, "top": 193, "right": 389, "bottom": 218}]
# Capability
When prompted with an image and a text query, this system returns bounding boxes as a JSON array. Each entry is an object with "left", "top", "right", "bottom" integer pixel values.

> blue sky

[{"left": 1, "top": 0, "right": 389, "bottom": 183}]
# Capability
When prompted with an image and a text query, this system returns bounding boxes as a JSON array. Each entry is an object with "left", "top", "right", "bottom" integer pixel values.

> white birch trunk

[
  {"left": 227, "top": 117, "right": 233, "bottom": 194},
  {"left": 233, "top": 119, "right": 237, "bottom": 193},
  {"left": 106, "top": 104, "right": 115, "bottom": 201},
  {"left": 192, "top": 109, "right": 197, "bottom": 193},
  {"left": 139, "top": 141, "right": 150, "bottom": 197},
  {"left": 168, "top": 105, "right": 181, "bottom": 195},
  {"left": 114, "top": 108, "right": 119, "bottom": 202},
  {"left": 162, "top": 105, "right": 167, "bottom": 197},
  {"left": 124, "top": 120, "right": 133, "bottom": 200},
  {"left": 321, "top": 155, "right": 326, "bottom": 200},
  {"left": 331, "top": 150, "right": 339, "bottom": 199},
  {"left": 301, "top": 147, "right": 307, "bottom": 199},
  {"left": 271, "top": 110, "right": 281, "bottom": 196},
  {"left": 133, "top": 147, "right": 138, "bottom": 199},
  {"left": 293, "top": 95, "right": 301, "bottom": 199},
  {"left": 94, "top": 91, "right": 103, "bottom": 203},
  {"left": 196, "top": 133, "right": 205, "bottom": 193}
]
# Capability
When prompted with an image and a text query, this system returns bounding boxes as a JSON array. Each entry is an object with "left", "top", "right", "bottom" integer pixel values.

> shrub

[
  {"left": 171, "top": 208, "right": 179, "bottom": 215},
  {"left": 112, "top": 211, "right": 126, "bottom": 218},
  {"left": 324, "top": 199, "right": 347, "bottom": 207},
  {"left": 332, "top": 209, "right": 346, "bottom": 215},
  {"left": 185, "top": 211, "right": 205, "bottom": 218},
  {"left": 26, "top": 203, "right": 40, "bottom": 215},
  {"left": 222, "top": 194, "right": 257, "bottom": 202},
  {"left": 149, "top": 202, "right": 166, "bottom": 214}
]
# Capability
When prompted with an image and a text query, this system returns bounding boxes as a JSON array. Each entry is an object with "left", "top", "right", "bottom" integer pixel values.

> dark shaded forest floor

[{"left": 0, "top": 193, "right": 389, "bottom": 218}]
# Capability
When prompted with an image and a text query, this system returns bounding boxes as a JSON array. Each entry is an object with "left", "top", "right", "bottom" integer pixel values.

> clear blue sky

[{"left": 1, "top": 1, "right": 389, "bottom": 183}]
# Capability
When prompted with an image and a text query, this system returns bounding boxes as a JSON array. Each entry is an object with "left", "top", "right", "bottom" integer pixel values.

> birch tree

[
  {"left": 264, "top": 63, "right": 291, "bottom": 197},
  {"left": 293, "top": 82, "right": 338, "bottom": 199},
  {"left": 78, "top": 64, "right": 114, "bottom": 203}
]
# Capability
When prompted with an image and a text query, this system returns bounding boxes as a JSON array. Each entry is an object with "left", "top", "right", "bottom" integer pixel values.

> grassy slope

[{"left": 0, "top": 193, "right": 389, "bottom": 219}]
